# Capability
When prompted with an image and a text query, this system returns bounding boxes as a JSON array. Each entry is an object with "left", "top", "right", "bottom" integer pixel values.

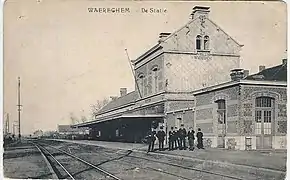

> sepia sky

[{"left": 4, "top": 0, "right": 287, "bottom": 135}]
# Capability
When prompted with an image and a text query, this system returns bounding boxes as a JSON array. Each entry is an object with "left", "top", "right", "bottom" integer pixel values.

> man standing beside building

[
  {"left": 187, "top": 127, "right": 195, "bottom": 151},
  {"left": 168, "top": 127, "right": 174, "bottom": 151},
  {"left": 157, "top": 126, "right": 166, "bottom": 151},
  {"left": 147, "top": 129, "right": 156, "bottom": 153},
  {"left": 197, "top": 128, "right": 204, "bottom": 149},
  {"left": 179, "top": 124, "right": 187, "bottom": 150},
  {"left": 174, "top": 127, "right": 179, "bottom": 150}
]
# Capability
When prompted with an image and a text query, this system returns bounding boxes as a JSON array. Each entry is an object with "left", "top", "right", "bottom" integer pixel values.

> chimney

[
  {"left": 120, "top": 88, "right": 127, "bottom": 97},
  {"left": 244, "top": 70, "right": 249, "bottom": 77},
  {"left": 259, "top": 65, "right": 266, "bottom": 72},
  {"left": 230, "top": 69, "right": 244, "bottom": 81},
  {"left": 158, "top": 32, "right": 171, "bottom": 43},
  {"left": 190, "top": 6, "right": 210, "bottom": 19},
  {"left": 110, "top": 96, "right": 118, "bottom": 101},
  {"left": 282, "top": 58, "right": 287, "bottom": 64}
]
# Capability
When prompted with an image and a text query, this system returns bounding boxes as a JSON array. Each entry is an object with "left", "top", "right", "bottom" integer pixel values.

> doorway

[{"left": 255, "top": 97, "right": 274, "bottom": 149}]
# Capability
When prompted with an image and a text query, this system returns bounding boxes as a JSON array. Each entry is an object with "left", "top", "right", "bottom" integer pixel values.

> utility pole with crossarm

[{"left": 17, "top": 77, "right": 22, "bottom": 140}]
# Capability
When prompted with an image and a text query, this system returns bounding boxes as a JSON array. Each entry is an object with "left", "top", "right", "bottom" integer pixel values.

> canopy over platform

[{"left": 72, "top": 114, "right": 165, "bottom": 128}]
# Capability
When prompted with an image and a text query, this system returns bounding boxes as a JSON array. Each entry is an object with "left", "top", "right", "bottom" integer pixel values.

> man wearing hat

[
  {"left": 187, "top": 127, "right": 195, "bottom": 151},
  {"left": 197, "top": 128, "right": 204, "bottom": 149},
  {"left": 179, "top": 124, "right": 187, "bottom": 150},
  {"left": 147, "top": 129, "right": 156, "bottom": 153},
  {"left": 174, "top": 127, "right": 179, "bottom": 150},
  {"left": 156, "top": 126, "right": 166, "bottom": 151},
  {"left": 168, "top": 127, "right": 174, "bottom": 151}
]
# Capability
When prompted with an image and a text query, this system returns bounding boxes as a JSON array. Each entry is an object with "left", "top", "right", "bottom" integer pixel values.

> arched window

[
  {"left": 204, "top": 35, "right": 209, "bottom": 50},
  {"left": 216, "top": 99, "right": 226, "bottom": 124},
  {"left": 137, "top": 73, "right": 145, "bottom": 97},
  {"left": 196, "top": 35, "right": 202, "bottom": 50},
  {"left": 215, "top": 99, "right": 226, "bottom": 148},
  {"left": 152, "top": 66, "right": 159, "bottom": 94}
]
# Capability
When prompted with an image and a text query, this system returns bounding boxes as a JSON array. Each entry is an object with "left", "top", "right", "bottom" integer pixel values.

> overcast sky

[{"left": 4, "top": 0, "right": 286, "bottom": 135}]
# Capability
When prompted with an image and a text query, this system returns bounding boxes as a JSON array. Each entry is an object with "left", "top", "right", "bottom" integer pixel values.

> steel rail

[
  {"left": 38, "top": 141, "right": 122, "bottom": 180},
  {"left": 33, "top": 142, "right": 75, "bottom": 179},
  {"left": 128, "top": 154, "right": 244, "bottom": 180}
]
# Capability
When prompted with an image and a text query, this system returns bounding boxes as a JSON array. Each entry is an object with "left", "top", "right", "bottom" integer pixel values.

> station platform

[{"left": 49, "top": 139, "right": 287, "bottom": 172}]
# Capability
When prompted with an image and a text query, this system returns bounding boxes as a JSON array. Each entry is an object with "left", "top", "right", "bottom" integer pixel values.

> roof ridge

[
  {"left": 207, "top": 18, "right": 242, "bottom": 47},
  {"left": 269, "top": 63, "right": 286, "bottom": 80},
  {"left": 161, "top": 17, "right": 199, "bottom": 42}
]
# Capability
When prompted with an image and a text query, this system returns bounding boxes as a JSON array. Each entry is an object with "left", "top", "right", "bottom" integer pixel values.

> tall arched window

[
  {"left": 152, "top": 66, "right": 159, "bottom": 94},
  {"left": 216, "top": 99, "right": 226, "bottom": 124},
  {"left": 255, "top": 96, "right": 275, "bottom": 149},
  {"left": 196, "top": 35, "right": 202, "bottom": 50},
  {"left": 137, "top": 73, "right": 145, "bottom": 97},
  {"left": 216, "top": 99, "right": 226, "bottom": 148},
  {"left": 204, "top": 35, "right": 209, "bottom": 50}
]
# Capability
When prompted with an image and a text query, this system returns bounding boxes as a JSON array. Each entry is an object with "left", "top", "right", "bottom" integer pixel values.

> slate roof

[
  {"left": 246, "top": 63, "right": 287, "bottom": 81},
  {"left": 96, "top": 91, "right": 138, "bottom": 115}
]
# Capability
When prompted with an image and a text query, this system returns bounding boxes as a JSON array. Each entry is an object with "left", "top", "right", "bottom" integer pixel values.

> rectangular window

[
  {"left": 256, "top": 97, "right": 272, "bottom": 107},
  {"left": 255, "top": 110, "right": 262, "bottom": 123},
  {"left": 264, "top": 111, "right": 272, "bottom": 123},
  {"left": 255, "top": 123, "right": 261, "bottom": 134},
  {"left": 264, "top": 110, "right": 272, "bottom": 135},
  {"left": 217, "top": 110, "right": 226, "bottom": 124}
]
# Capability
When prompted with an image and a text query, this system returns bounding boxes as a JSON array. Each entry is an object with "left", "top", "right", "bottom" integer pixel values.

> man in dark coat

[
  {"left": 168, "top": 127, "right": 174, "bottom": 151},
  {"left": 173, "top": 127, "right": 179, "bottom": 150},
  {"left": 156, "top": 126, "right": 166, "bottom": 151},
  {"left": 196, "top": 128, "right": 204, "bottom": 149},
  {"left": 147, "top": 130, "right": 156, "bottom": 153},
  {"left": 179, "top": 124, "right": 187, "bottom": 150},
  {"left": 187, "top": 127, "right": 195, "bottom": 151}
]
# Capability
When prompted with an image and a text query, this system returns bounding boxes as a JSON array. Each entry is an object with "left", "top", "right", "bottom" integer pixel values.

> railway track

[
  {"left": 124, "top": 154, "right": 244, "bottom": 180},
  {"left": 36, "top": 140, "right": 286, "bottom": 180},
  {"left": 31, "top": 141, "right": 122, "bottom": 180}
]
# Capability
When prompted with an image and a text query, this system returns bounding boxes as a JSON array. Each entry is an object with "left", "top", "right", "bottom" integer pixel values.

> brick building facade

[{"left": 74, "top": 6, "right": 287, "bottom": 150}]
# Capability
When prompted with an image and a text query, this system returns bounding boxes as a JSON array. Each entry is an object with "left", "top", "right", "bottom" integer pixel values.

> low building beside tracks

[{"left": 73, "top": 6, "right": 287, "bottom": 150}]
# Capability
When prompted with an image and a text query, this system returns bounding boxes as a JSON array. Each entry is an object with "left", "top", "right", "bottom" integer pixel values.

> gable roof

[
  {"left": 133, "top": 44, "right": 162, "bottom": 65},
  {"left": 162, "top": 16, "right": 243, "bottom": 47},
  {"left": 133, "top": 9, "right": 242, "bottom": 65},
  {"left": 96, "top": 91, "right": 138, "bottom": 115},
  {"left": 246, "top": 63, "right": 287, "bottom": 81}
]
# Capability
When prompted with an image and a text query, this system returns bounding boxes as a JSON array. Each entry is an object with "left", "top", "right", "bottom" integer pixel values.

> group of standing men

[{"left": 147, "top": 124, "right": 204, "bottom": 153}]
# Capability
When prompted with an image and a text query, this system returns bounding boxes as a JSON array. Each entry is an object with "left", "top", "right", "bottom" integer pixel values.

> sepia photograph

[{"left": 3, "top": 0, "right": 287, "bottom": 179}]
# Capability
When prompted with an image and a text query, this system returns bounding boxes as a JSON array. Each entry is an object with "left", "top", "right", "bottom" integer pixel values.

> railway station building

[{"left": 73, "top": 6, "right": 287, "bottom": 150}]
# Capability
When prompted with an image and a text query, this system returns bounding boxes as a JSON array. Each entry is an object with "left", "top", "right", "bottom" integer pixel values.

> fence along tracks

[{"left": 31, "top": 141, "right": 122, "bottom": 180}]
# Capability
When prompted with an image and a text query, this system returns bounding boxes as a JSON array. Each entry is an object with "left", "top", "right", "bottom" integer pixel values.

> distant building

[
  {"left": 58, "top": 125, "right": 89, "bottom": 135},
  {"left": 33, "top": 130, "right": 44, "bottom": 138},
  {"left": 73, "top": 6, "right": 287, "bottom": 150}
]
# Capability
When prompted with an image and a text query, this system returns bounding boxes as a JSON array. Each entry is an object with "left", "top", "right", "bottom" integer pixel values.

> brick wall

[
  {"left": 162, "top": 18, "right": 241, "bottom": 55},
  {"left": 164, "top": 53, "right": 239, "bottom": 92},
  {"left": 239, "top": 85, "right": 287, "bottom": 136},
  {"left": 196, "top": 86, "right": 239, "bottom": 106},
  {"left": 166, "top": 100, "right": 195, "bottom": 112},
  {"left": 195, "top": 85, "right": 239, "bottom": 136},
  {"left": 135, "top": 54, "right": 165, "bottom": 98},
  {"left": 196, "top": 108, "right": 213, "bottom": 120},
  {"left": 160, "top": 16, "right": 241, "bottom": 93},
  {"left": 165, "top": 110, "right": 194, "bottom": 130}
]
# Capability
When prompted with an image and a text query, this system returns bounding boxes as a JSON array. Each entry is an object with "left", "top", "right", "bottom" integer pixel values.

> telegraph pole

[
  {"left": 6, "top": 113, "right": 9, "bottom": 134},
  {"left": 17, "top": 77, "right": 22, "bottom": 140}
]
